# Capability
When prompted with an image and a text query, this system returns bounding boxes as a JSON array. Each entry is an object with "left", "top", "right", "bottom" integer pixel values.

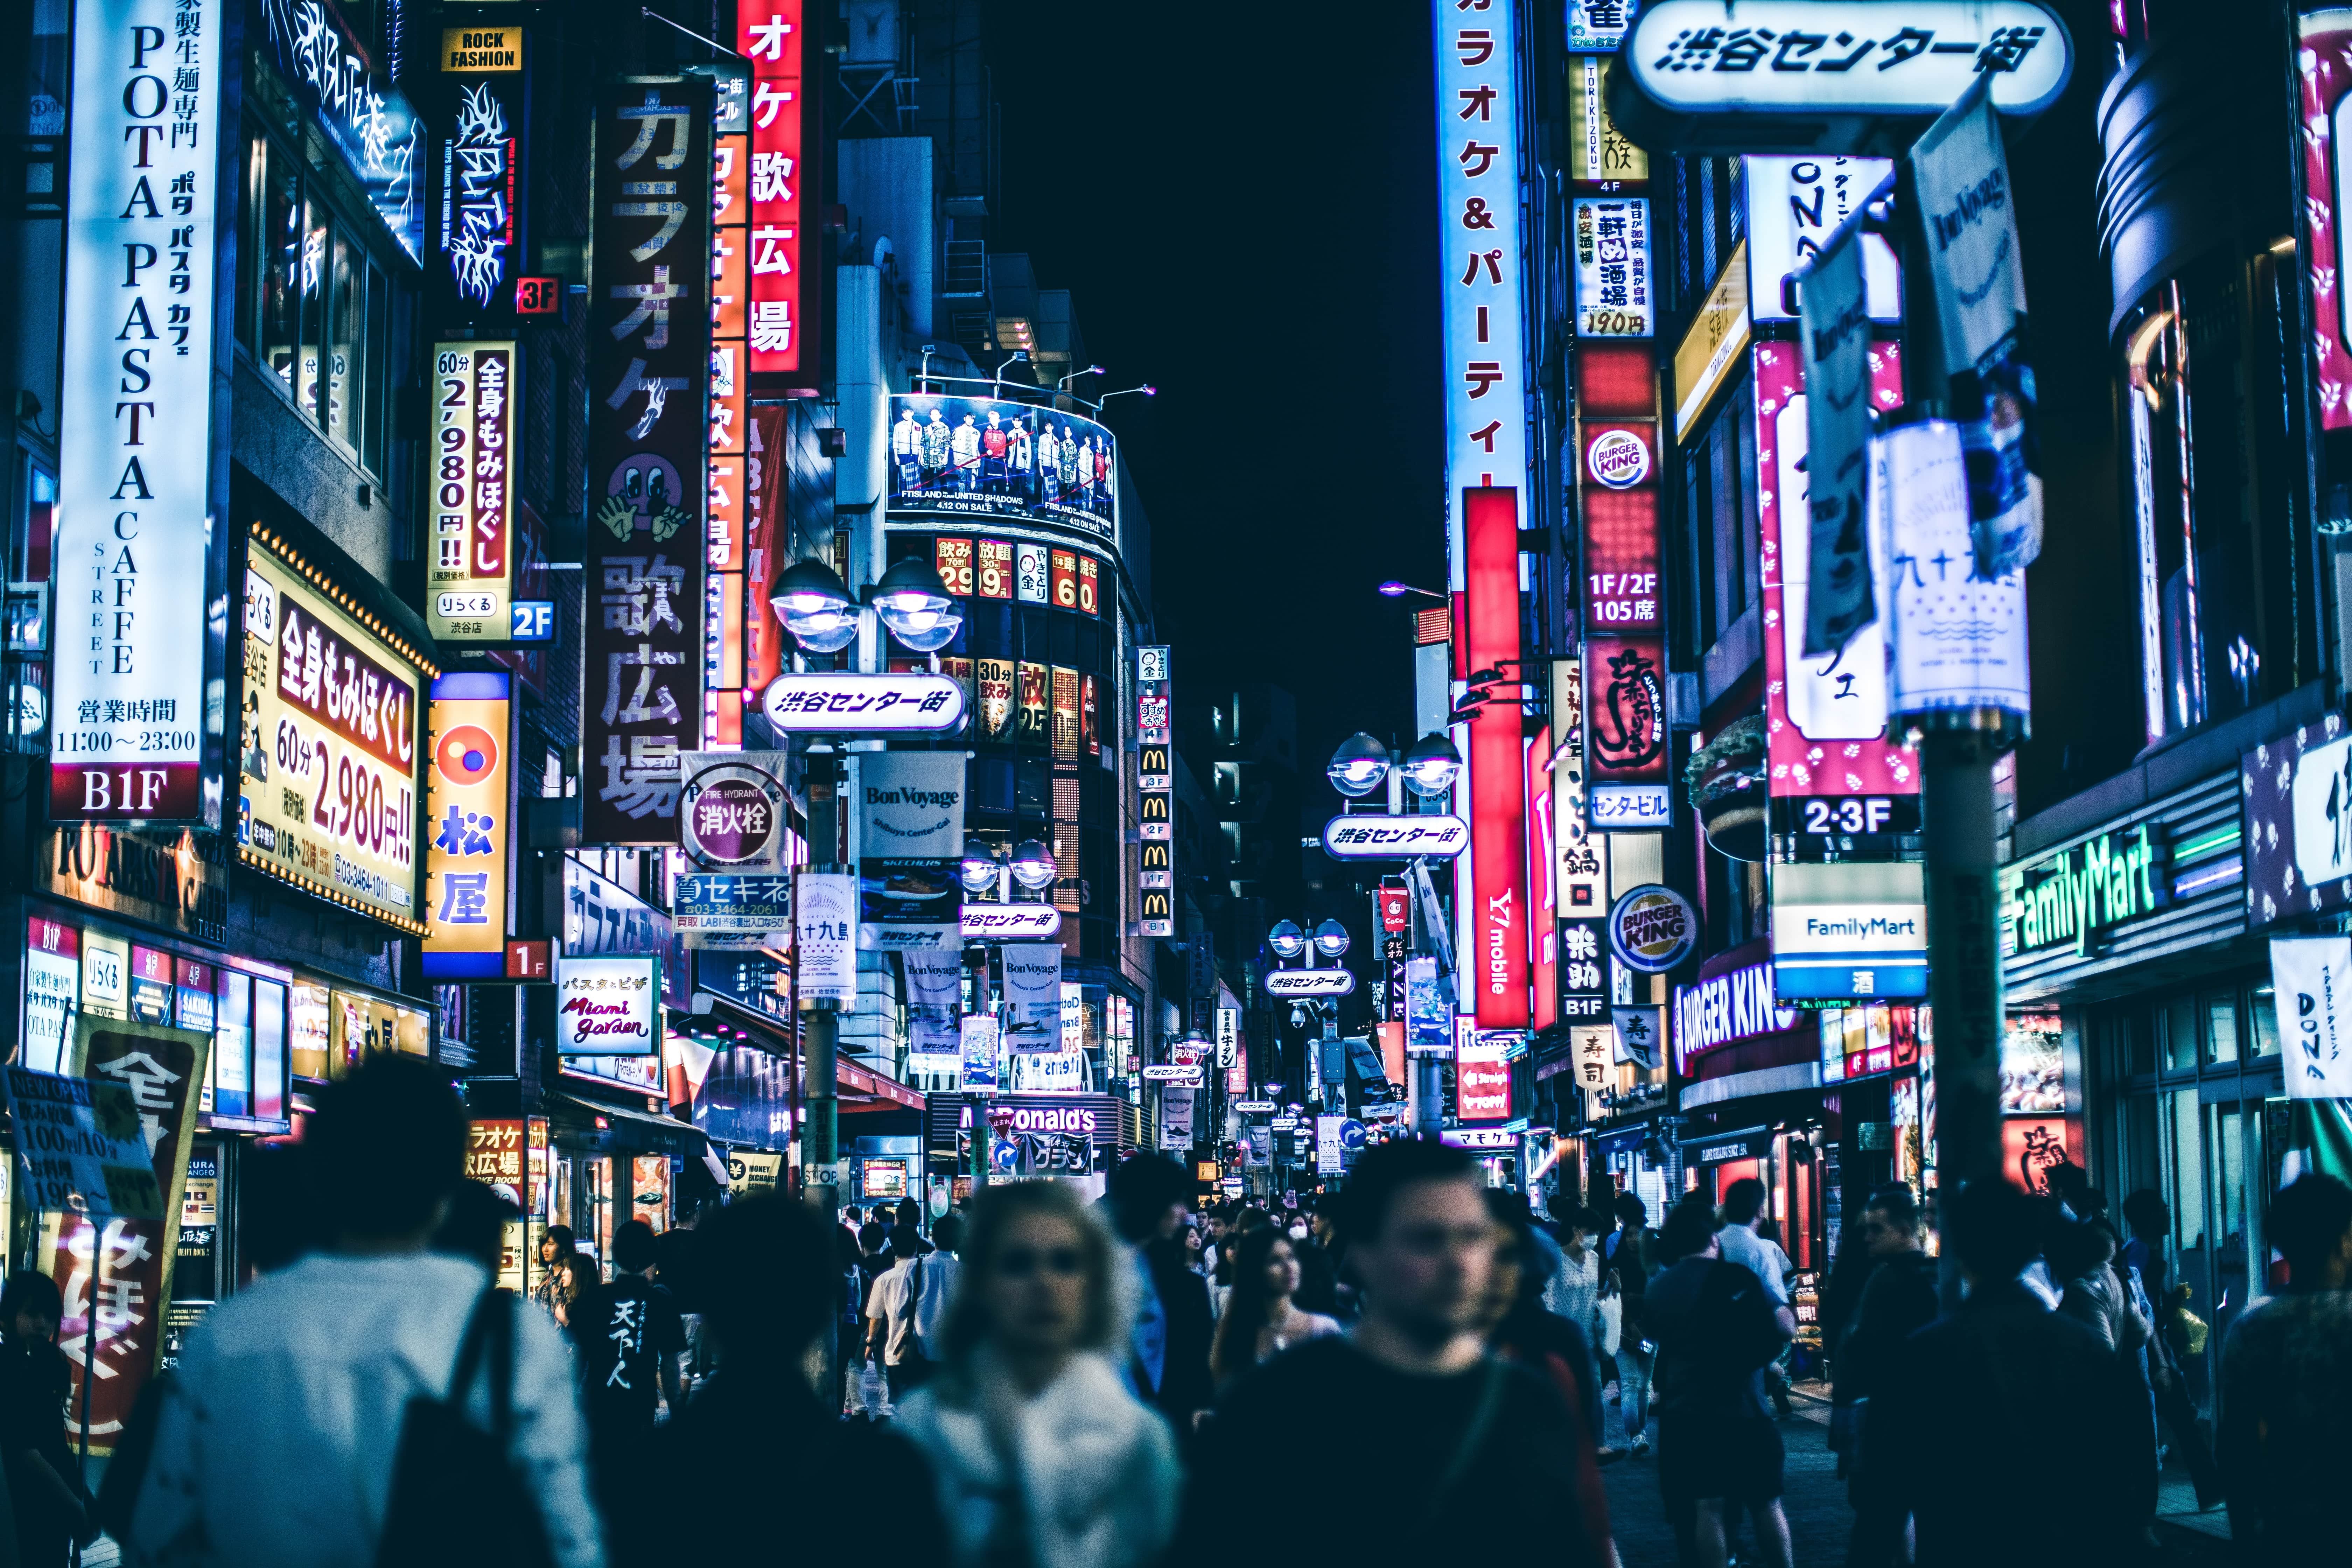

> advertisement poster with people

[{"left": 887, "top": 395, "right": 1118, "bottom": 540}]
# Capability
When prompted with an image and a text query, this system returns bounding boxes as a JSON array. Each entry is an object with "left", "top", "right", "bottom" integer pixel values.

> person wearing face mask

[
  {"left": 1545, "top": 1207, "right": 1613, "bottom": 1457},
  {"left": 1208, "top": 1228, "right": 1340, "bottom": 1387},
  {"left": 1289, "top": 1200, "right": 1343, "bottom": 1323},
  {"left": 895, "top": 1181, "right": 1179, "bottom": 1568}
]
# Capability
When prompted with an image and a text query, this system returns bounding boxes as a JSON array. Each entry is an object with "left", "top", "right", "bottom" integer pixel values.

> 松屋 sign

[
  {"left": 423, "top": 672, "right": 511, "bottom": 979},
  {"left": 54, "top": 0, "right": 224, "bottom": 825},
  {"left": 554, "top": 957, "right": 660, "bottom": 1055},
  {"left": 1321, "top": 815, "right": 1469, "bottom": 860}
]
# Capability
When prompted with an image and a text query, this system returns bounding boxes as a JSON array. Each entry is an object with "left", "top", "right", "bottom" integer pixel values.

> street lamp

[
  {"left": 1312, "top": 919, "right": 1351, "bottom": 959},
  {"left": 768, "top": 559, "right": 860, "bottom": 653},
  {"left": 1326, "top": 733, "right": 1391, "bottom": 798},
  {"left": 994, "top": 349, "right": 1030, "bottom": 386},
  {"left": 1399, "top": 732, "right": 1463, "bottom": 798},
  {"left": 1377, "top": 581, "right": 1446, "bottom": 601},
  {"left": 870, "top": 556, "right": 964, "bottom": 652},
  {"left": 958, "top": 841, "right": 1004, "bottom": 894},
  {"left": 1009, "top": 838, "right": 1059, "bottom": 891},
  {"left": 1099, "top": 384, "right": 1156, "bottom": 404},
  {"left": 1267, "top": 919, "right": 1306, "bottom": 960},
  {"left": 1058, "top": 364, "right": 1106, "bottom": 393}
]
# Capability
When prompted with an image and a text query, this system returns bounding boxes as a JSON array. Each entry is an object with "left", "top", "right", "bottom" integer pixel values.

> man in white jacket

[{"left": 126, "top": 1055, "right": 603, "bottom": 1568}]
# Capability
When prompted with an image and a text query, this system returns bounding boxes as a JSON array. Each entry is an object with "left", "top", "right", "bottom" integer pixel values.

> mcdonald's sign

[
  {"left": 1141, "top": 793, "right": 1170, "bottom": 821},
  {"left": 1140, "top": 746, "right": 1171, "bottom": 790},
  {"left": 1138, "top": 647, "right": 1175, "bottom": 936},
  {"left": 1141, "top": 890, "right": 1173, "bottom": 923}
]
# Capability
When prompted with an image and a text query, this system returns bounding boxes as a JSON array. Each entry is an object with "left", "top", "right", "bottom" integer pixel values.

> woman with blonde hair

[{"left": 896, "top": 1180, "right": 1180, "bottom": 1568}]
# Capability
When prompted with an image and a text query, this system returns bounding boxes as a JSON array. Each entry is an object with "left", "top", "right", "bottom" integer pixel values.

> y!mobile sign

[{"left": 54, "top": 0, "right": 224, "bottom": 824}]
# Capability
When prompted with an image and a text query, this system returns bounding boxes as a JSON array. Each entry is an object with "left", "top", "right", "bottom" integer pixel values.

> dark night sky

[{"left": 989, "top": 5, "right": 1441, "bottom": 753}]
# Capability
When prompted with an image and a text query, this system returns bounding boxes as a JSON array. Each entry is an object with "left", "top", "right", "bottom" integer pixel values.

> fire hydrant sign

[
  {"left": 2, "top": 1067, "right": 163, "bottom": 1221},
  {"left": 554, "top": 956, "right": 660, "bottom": 1055}
]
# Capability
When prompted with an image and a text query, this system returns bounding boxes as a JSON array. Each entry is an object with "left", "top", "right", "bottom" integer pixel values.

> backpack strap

[{"left": 446, "top": 1286, "right": 517, "bottom": 1440}]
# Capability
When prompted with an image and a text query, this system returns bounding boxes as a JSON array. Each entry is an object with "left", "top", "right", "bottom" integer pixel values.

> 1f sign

[{"left": 53, "top": 0, "right": 223, "bottom": 823}]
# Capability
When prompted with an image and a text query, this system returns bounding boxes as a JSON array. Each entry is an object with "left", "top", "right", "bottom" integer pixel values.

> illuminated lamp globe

[
  {"left": 958, "top": 841, "right": 1004, "bottom": 894},
  {"left": 1400, "top": 732, "right": 1463, "bottom": 798},
  {"left": 1267, "top": 920, "right": 1306, "bottom": 960},
  {"left": 873, "top": 555, "right": 965, "bottom": 653},
  {"left": 768, "top": 559, "right": 860, "bottom": 653},
  {"left": 1312, "top": 919, "right": 1351, "bottom": 959},
  {"left": 1009, "top": 838, "right": 1059, "bottom": 891},
  {"left": 1326, "top": 732, "right": 1392, "bottom": 798}
]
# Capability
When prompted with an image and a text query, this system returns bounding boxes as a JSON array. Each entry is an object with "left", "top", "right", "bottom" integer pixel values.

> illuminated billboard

[{"left": 887, "top": 396, "right": 1117, "bottom": 542}]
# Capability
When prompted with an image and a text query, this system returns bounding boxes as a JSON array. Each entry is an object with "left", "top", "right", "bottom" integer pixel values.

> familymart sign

[{"left": 2004, "top": 824, "right": 2162, "bottom": 959}]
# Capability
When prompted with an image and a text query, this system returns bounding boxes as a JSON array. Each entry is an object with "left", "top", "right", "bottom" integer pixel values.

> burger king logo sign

[
  {"left": 1586, "top": 428, "right": 1652, "bottom": 490},
  {"left": 1608, "top": 884, "right": 1698, "bottom": 973}
]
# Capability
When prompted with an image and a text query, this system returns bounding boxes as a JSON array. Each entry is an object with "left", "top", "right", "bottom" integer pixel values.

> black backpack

[{"left": 376, "top": 1288, "right": 557, "bottom": 1568}]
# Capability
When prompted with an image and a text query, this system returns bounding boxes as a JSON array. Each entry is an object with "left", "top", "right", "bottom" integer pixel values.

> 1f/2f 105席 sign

[
  {"left": 1264, "top": 969, "right": 1356, "bottom": 998},
  {"left": 1321, "top": 815, "right": 1469, "bottom": 860},
  {"left": 762, "top": 673, "right": 967, "bottom": 732}
]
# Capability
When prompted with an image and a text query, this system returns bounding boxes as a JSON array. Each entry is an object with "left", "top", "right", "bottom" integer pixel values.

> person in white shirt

[
  {"left": 126, "top": 1056, "right": 603, "bottom": 1568},
  {"left": 866, "top": 1213, "right": 964, "bottom": 1401},
  {"left": 1717, "top": 1176, "right": 1799, "bottom": 1419}
]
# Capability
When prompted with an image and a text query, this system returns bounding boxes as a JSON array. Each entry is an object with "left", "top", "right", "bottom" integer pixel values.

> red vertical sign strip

[
  {"left": 739, "top": 3, "right": 813, "bottom": 379},
  {"left": 743, "top": 404, "right": 790, "bottom": 701},
  {"left": 1464, "top": 488, "right": 1528, "bottom": 1030},
  {"left": 1527, "top": 724, "right": 1558, "bottom": 1032}
]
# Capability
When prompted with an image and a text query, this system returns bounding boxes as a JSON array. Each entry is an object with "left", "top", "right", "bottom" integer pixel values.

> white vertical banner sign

[
  {"left": 1797, "top": 224, "right": 1876, "bottom": 658},
  {"left": 1435, "top": 1, "right": 1526, "bottom": 585},
  {"left": 54, "top": 0, "right": 222, "bottom": 823},
  {"left": 1000, "top": 944, "right": 1063, "bottom": 1049},
  {"left": 2273, "top": 936, "right": 2352, "bottom": 1099}
]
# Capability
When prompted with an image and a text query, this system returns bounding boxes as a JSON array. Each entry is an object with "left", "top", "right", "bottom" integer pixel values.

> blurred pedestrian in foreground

[
  {"left": 1178, "top": 1138, "right": 1604, "bottom": 1568},
  {"left": 1645, "top": 1198, "right": 1792, "bottom": 1568},
  {"left": 1833, "top": 1184, "right": 1937, "bottom": 1568},
  {"left": 2221, "top": 1172, "right": 2352, "bottom": 1561},
  {"left": 1106, "top": 1154, "right": 1214, "bottom": 1431},
  {"left": 665, "top": 1196, "right": 946, "bottom": 1561},
  {"left": 0, "top": 1270, "right": 90, "bottom": 1566},
  {"left": 432, "top": 1180, "right": 521, "bottom": 1278},
  {"left": 1207, "top": 1227, "right": 1339, "bottom": 1388},
  {"left": 1480, "top": 1195, "right": 1617, "bottom": 1568},
  {"left": 1603, "top": 1191, "right": 1654, "bottom": 1455},
  {"left": 2120, "top": 1188, "right": 2221, "bottom": 1507},
  {"left": 1858, "top": 1180, "right": 2152, "bottom": 1568},
  {"left": 896, "top": 1181, "right": 1178, "bottom": 1568},
  {"left": 126, "top": 1053, "right": 602, "bottom": 1568}
]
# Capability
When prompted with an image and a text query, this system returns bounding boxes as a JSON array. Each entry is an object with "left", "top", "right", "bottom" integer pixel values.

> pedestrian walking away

[
  {"left": 570, "top": 1218, "right": 686, "bottom": 1560},
  {"left": 868, "top": 1215, "right": 966, "bottom": 1401},
  {"left": 1178, "top": 1137, "right": 1609, "bottom": 1568},
  {"left": 1603, "top": 1191, "right": 1656, "bottom": 1455},
  {"left": 895, "top": 1180, "right": 1180, "bottom": 1568},
  {"left": 122, "top": 1053, "right": 603, "bottom": 1568},
  {"left": 1833, "top": 1184, "right": 1938, "bottom": 1568}
]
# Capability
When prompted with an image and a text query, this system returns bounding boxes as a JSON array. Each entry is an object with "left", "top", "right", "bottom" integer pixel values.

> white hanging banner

[
  {"left": 1000, "top": 943, "right": 1063, "bottom": 1050},
  {"left": 1797, "top": 222, "right": 1876, "bottom": 658},
  {"left": 2273, "top": 936, "right": 2352, "bottom": 1099},
  {"left": 793, "top": 872, "right": 858, "bottom": 1004}
]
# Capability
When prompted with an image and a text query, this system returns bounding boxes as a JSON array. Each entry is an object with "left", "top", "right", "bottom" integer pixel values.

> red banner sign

[{"left": 1464, "top": 488, "right": 1528, "bottom": 1030}]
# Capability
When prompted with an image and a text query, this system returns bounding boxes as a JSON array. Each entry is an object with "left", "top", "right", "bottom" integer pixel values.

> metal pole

[
  {"left": 1920, "top": 724, "right": 2005, "bottom": 1245},
  {"left": 799, "top": 747, "right": 842, "bottom": 1217}
]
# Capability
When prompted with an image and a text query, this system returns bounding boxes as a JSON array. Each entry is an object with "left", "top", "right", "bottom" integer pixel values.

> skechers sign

[
  {"left": 762, "top": 673, "right": 967, "bottom": 733},
  {"left": 1264, "top": 969, "right": 1357, "bottom": 998},
  {"left": 1673, "top": 960, "right": 1799, "bottom": 1074},
  {"left": 1321, "top": 815, "right": 1469, "bottom": 860},
  {"left": 2002, "top": 824, "right": 2163, "bottom": 959}
]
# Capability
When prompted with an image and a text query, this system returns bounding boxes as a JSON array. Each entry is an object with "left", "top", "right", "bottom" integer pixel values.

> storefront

[
  {"left": 2004, "top": 746, "right": 2264, "bottom": 1423},
  {"left": 925, "top": 1092, "right": 1120, "bottom": 1204}
]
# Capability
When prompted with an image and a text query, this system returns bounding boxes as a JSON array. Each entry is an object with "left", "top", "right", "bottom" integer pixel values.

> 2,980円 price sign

[{"left": 238, "top": 546, "right": 430, "bottom": 932}]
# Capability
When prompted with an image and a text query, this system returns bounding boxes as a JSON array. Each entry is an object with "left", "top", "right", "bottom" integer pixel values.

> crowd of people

[{"left": 0, "top": 1054, "right": 2333, "bottom": 1566}]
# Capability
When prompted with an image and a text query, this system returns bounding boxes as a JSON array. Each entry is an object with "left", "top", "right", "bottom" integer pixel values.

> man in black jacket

[
  {"left": 1835, "top": 1184, "right": 1940, "bottom": 1568},
  {"left": 1859, "top": 1180, "right": 2154, "bottom": 1568}
]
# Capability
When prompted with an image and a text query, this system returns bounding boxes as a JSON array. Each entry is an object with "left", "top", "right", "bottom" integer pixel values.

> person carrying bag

[{"left": 376, "top": 1288, "right": 556, "bottom": 1568}]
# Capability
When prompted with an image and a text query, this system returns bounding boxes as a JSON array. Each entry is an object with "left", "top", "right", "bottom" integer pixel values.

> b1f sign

[{"left": 53, "top": 0, "right": 225, "bottom": 824}]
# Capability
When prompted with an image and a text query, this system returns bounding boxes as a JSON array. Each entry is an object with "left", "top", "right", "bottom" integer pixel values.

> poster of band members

[
  {"left": 583, "top": 77, "right": 712, "bottom": 844},
  {"left": 887, "top": 396, "right": 1117, "bottom": 540}
]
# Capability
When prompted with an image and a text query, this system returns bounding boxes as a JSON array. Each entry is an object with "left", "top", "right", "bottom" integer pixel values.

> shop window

[
  {"left": 2163, "top": 994, "right": 2199, "bottom": 1073},
  {"left": 215, "top": 969, "right": 253, "bottom": 1119},
  {"left": 2248, "top": 986, "right": 2282, "bottom": 1057},
  {"left": 237, "top": 125, "right": 408, "bottom": 481},
  {"left": 2206, "top": 993, "right": 2238, "bottom": 1066}
]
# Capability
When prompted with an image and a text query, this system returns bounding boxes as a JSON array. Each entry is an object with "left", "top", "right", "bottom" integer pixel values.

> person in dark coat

[
  {"left": 1858, "top": 1181, "right": 2155, "bottom": 1568},
  {"left": 1835, "top": 1184, "right": 1940, "bottom": 1568}
]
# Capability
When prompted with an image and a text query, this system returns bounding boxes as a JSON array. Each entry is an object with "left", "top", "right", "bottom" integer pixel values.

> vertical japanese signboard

[
  {"left": 435, "top": 63, "right": 524, "bottom": 316},
  {"left": 47, "top": 1013, "right": 209, "bottom": 1455},
  {"left": 1527, "top": 727, "right": 1558, "bottom": 1032},
  {"left": 2300, "top": 13, "right": 2352, "bottom": 433},
  {"left": 585, "top": 77, "right": 711, "bottom": 843},
  {"left": 428, "top": 342, "right": 517, "bottom": 641},
  {"left": 737, "top": 3, "right": 816, "bottom": 379},
  {"left": 424, "top": 672, "right": 511, "bottom": 978},
  {"left": 705, "top": 66, "right": 750, "bottom": 746},
  {"left": 53, "top": 0, "right": 222, "bottom": 824},
  {"left": 1753, "top": 341, "right": 1918, "bottom": 860},
  {"left": 1572, "top": 197, "right": 1652, "bottom": 337},
  {"left": 1581, "top": 412, "right": 1669, "bottom": 829},
  {"left": 1464, "top": 490, "right": 1527, "bottom": 1030},
  {"left": 1138, "top": 646, "right": 1173, "bottom": 937}
]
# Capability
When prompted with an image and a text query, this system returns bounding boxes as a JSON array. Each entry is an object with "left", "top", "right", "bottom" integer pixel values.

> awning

[
  {"left": 1678, "top": 1060, "right": 1822, "bottom": 1111},
  {"left": 553, "top": 1093, "right": 711, "bottom": 1158}
]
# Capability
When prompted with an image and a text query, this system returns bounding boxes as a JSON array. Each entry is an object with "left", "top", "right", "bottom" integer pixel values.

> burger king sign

[
  {"left": 1586, "top": 427, "right": 1652, "bottom": 491},
  {"left": 1608, "top": 884, "right": 1698, "bottom": 974}
]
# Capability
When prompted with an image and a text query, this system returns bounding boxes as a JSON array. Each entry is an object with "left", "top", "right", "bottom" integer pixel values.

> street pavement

[{"left": 1601, "top": 1383, "right": 2235, "bottom": 1567}]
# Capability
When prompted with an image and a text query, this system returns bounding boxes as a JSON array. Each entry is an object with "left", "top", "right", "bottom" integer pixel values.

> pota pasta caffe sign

[
  {"left": 555, "top": 956, "right": 661, "bottom": 1055},
  {"left": 237, "top": 534, "right": 431, "bottom": 933}
]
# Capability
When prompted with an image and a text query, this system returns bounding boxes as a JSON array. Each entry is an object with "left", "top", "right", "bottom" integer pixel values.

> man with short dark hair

[
  {"left": 572, "top": 1217, "right": 686, "bottom": 1560},
  {"left": 2221, "top": 1172, "right": 2352, "bottom": 1559},
  {"left": 1861, "top": 1180, "right": 2153, "bottom": 1567},
  {"left": 1836, "top": 1184, "right": 1939, "bottom": 1567},
  {"left": 1176, "top": 1138, "right": 1605, "bottom": 1566},
  {"left": 126, "top": 1055, "right": 603, "bottom": 1568},
  {"left": 1107, "top": 1153, "right": 1214, "bottom": 1428},
  {"left": 1645, "top": 1196, "right": 1793, "bottom": 1568}
]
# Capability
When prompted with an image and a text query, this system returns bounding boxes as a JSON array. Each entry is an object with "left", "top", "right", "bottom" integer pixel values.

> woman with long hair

[
  {"left": 0, "top": 1271, "right": 92, "bottom": 1566},
  {"left": 896, "top": 1181, "right": 1178, "bottom": 1568},
  {"left": 1208, "top": 1228, "right": 1339, "bottom": 1387},
  {"left": 530, "top": 1223, "right": 579, "bottom": 1319}
]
